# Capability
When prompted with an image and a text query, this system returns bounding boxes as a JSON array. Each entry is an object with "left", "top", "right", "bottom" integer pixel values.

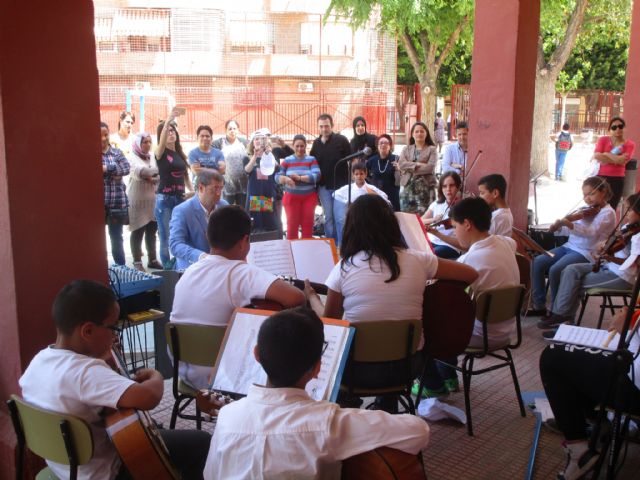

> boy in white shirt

[
  {"left": 477, "top": 173, "right": 513, "bottom": 237},
  {"left": 204, "top": 307, "right": 430, "bottom": 479},
  {"left": 420, "top": 197, "right": 520, "bottom": 396},
  {"left": 171, "top": 205, "right": 305, "bottom": 389},
  {"left": 333, "top": 162, "right": 389, "bottom": 247},
  {"left": 19, "top": 280, "right": 212, "bottom": 480}
]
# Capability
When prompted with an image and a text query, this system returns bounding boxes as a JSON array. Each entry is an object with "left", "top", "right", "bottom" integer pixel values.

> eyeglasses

[
  {"left": 611, "top": 124, "right": 624, "bottom": 131},
  {"left": 378, "top": 140, "right": 391, "bottom": 145}
]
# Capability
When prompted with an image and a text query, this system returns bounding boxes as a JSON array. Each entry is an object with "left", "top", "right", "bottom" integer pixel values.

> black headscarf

[{"left": 350, "top": 116, "right": 377, "bottom": 158}]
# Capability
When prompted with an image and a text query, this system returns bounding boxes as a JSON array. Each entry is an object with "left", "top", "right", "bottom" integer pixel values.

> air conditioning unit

[{"left": 297, "top": 82, "right": 314, "bottom": 93}]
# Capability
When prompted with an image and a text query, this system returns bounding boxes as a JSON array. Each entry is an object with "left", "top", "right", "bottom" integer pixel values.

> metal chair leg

[
  {"left": 462, "top": 355, "right": 474, "bottom": 436},
  {"left": 597, "top": 296, "right": 608, "bottom": 330},
  {"left": 505, "top": 349, "right": 526, "bottom": 417},
  {"left": 576, "top": 294, "right": 589, "bottom": 326}
]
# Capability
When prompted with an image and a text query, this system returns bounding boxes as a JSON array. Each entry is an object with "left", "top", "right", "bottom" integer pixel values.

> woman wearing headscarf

[
  {"left": 350, "top": 116, "right": 377, "bottom": 160},
  {"left": 128, "top": 132, "right": 162, "bottom": 271}
]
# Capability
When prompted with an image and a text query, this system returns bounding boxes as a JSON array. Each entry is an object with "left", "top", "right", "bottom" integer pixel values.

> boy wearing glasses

[
  {"left": 204, "top": 307, "right": 430, "bottom": 478},
  {"left": 19, "top": 280, "right": 212, "bottom": 479},
  {"left": 593, "top": 116, "right": 636, "bottom": 209}
]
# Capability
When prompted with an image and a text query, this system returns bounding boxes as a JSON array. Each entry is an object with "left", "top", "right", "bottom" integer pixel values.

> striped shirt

[
  {"left": 275, "top": 154, "right": 321, "bottom": 195},
  {"left": 102, "top": 146, "right": 130, "bottom": 209}
]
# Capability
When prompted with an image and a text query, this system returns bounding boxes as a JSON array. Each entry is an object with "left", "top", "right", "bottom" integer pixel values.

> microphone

[{"left": 338, "top": 146, "right": 372, "bottom": 163}]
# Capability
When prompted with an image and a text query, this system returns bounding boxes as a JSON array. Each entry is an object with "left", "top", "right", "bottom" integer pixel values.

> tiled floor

[{"left": 150, "top": 300, "right": 640, "bottom": 479}]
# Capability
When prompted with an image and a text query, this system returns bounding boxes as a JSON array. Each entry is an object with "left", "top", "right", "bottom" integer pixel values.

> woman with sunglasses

[{"left": 593, "top": 117, "right": 636, "bottom": 209}]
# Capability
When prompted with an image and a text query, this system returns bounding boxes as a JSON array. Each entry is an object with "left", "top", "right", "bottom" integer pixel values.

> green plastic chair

[
  {"left": 165, "top": 322, "right": 226, "bottom": 429},
  {"left": 576, "top": 287, "right": 632, "bottom": 329},
  {"left": 7, "top": 394, "right": 94, "bottom": 480},
  {"left": 341, "top": 319, "right": 422, "bottom": 414},
  {"left": 436, "top": 285, "right": 527, "bottom": 436}
]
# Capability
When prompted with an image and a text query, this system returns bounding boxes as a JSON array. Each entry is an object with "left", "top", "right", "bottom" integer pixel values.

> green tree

[
  {"left": 531, "top": 0, "right": 631, "bottom": 175},
  {"left": 327, "top": 0, "right": 473, "bottom": 125}
]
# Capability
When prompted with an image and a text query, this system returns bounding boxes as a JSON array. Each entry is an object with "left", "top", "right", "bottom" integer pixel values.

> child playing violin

[
  {"left": 422, "top": 172, "right": 462, "bottom": 259},
  {"left": 529, "top": 176, "right": 616, "bottom": 319},
  {"left": 539, "top": 193, "right": 640, "bottom": 332}
]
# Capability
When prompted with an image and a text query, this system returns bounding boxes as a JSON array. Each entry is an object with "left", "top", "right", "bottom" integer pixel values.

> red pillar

[
  {"left": 626, "top": 0, "right": 640, "bottom": 190},
  {"left": 0, "top": 1, "right": 108, "bottom": 475},
  {"left": 467, "top": 0, "right": 541, "bottom": 228}
]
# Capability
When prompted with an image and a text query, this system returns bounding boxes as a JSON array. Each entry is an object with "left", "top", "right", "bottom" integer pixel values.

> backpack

[{"left": 557, "top": 131, "right": 573, "bottom": 151}]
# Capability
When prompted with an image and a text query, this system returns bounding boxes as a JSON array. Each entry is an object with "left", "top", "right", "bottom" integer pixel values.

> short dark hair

[
  {"left": 608, "top": 116, "right": 625, "bottom": 130},
  {"left": 450, "top": 197, "right": 492, "bottom": 232},
  {"left": 225, "top": 119, "right": 239, "bottom": 130},
  {"left": 198, "top": 169, "right": 224, "bottom": 187},
  {"left": 626, "top": 192, "right": 640, "bottom": 215},
  {"left": 196, "top": 125, "right": 213, "bottom": 136},
  {"left": 562, "top": 123, "right": 570, "bottom": 131},
  {"left": 100, "top": 121, "right": 109, "bottom": 130},
  {"left": 352, "top": 162, "right": 367, "bottom": 173},
  {"left": 207, "top": 205, "right": 251, "bottom": 250},
  {"left": 293, "top": 134, "right": 307, "bottom": 145},
  {"left": 478, "top": 174, "right": 507, "bottom": 198},
  {"left": 52, "top": 280, "right": 117, "bottom": 335},
  {"left": 317, "top": 113, "right": 334, "bottom": 126},
  {"left": 377, "top": 133, "right": 393, "bottom": 148},
  {"left": 257, "top": 307, "right": 324, "bottom": 387},
  {"left": 456, "top": 121, "right": 468, "bottom": 130}
]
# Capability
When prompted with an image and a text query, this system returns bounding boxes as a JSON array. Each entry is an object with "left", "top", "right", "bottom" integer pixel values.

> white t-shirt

[
  {"left": 325, "top": 249, "right": 439, "bottom": 324},
  {"left": 489, "top": 208, "right": 513, "bottom": 237},
  {"left": 607, "top": 230, "right": 640, "bottom": 285},
  {"left": 333, "top": 181, "right": 389, "bottom": 204},
  {"left": 204, "top": 385, "right": 429, "bottom": 480},
  {"left": 19, "top": 347, "right": 135, "bottom": 480},
  {"left": 457, "top": 235, "right": 520, "bottom": 347},
  {"left": 558, "top": 204, "right": 617, "bottom": 261},
  {"left": 171, "top": 254, "right": 277, "bottom": 388},
  {"left": 426, "top": 200, "right": 460, "bottom": 251}
]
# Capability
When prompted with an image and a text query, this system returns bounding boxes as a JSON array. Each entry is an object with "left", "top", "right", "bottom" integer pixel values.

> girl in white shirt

[
  {"left": 422, "top": 171, "right": 462, "bottom": 259},
  {"left": 305, "top": 195, "right": 478, "bottom": 411},
  {"left": 531, "top": 176, "right": 616, "bottom": 316}
]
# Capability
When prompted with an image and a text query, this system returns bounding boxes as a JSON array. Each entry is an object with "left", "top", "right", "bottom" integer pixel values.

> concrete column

[
  {"left": 0, "top": 1, "right": 108, "bottom": 475},
  {"left": 626, "top": 0, "right": 640, "bottom": 190},
  {"left": 467, "top": 0, "right": 541, "bottom": 228}
]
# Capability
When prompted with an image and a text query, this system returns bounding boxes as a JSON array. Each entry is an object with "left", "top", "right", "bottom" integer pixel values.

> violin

[
  {"left": 550, "top": 205, "right": 602, "bottom": 233},
  {"left": 592, "top": 221, "right": 640, "bottom": 273},
  {"left": 429, "top": 217, "right": 453, "bottom": 230}
]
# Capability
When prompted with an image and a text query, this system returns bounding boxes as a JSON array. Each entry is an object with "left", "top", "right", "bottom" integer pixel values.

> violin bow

[{"left": 460, "top": 150, "right": 482, "bottom": 195}]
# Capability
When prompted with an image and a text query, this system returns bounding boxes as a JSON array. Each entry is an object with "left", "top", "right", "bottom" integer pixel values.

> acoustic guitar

[
  {"left": 104, "top": 350, "right": 180, "bottom": 480},
  {"left": 342, "top": 447, "right": 427, "bottom": 480}
]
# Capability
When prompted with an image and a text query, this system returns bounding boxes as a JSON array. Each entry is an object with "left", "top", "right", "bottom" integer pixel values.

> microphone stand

[
  {"left": 333, "top": 148, "right": 370, "bottom": 207},
  {"left": 588, "top": 270, "right": 640, "bottom": 479}
]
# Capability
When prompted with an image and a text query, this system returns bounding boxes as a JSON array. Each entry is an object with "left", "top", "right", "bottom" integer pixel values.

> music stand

[{"left": 529, "top": 170, "right": 547, "bottom": 226}]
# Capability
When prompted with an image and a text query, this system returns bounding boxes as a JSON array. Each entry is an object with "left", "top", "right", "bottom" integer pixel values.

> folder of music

[
  {"left": 246, "top": 238, "right": 339, "bottom": 285},
  {"left": 209, "top": 308, "right": 354, "bottom": 402}
]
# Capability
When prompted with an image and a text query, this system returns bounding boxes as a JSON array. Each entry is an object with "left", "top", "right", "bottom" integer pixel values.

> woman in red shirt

[{"left": 593, "top": 117, "right": 636, "bottom": 209}]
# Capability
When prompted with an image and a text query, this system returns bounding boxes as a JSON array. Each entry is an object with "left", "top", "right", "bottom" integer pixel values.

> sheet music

[
  {"left": 246, "top": 240, "right": 296, "bottom": 277},
  {"left": 211, "top": 310, "right": 351, "bottom": 401},
  {"left": 290, "top": 240, "right": 336, "bottom": 284},
  {"left": 395, "top": 212, "right": 432, "bottom": 253},
  {"left": 553, "top": 324, "right": 620, "bottom": 351}
]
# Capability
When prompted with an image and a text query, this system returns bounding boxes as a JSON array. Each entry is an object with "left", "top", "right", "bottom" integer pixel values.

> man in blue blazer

[{"left": 170, "top": 170, "right": 228, "bottom": 270}]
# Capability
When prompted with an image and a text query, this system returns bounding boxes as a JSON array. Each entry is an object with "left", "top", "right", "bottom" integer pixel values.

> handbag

[
  {"left": 249, "top": 195, "right": 274, "bottom": 213},
  {"left": 106, "top": 207, "right": 130, "bottom": 226}
]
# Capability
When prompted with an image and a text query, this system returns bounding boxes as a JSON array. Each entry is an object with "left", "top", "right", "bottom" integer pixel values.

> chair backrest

[
  {"left": 165, "top": 322, "right": 226, "bottom": 367},
  {"left": 422, "top": 280, "right": 475, "bottom": 359},
  {"left": 515, "top": 253, "right": 531, "bottom": 293},
  {"left": 350, "top": 319, "right": 422, "bottom": 363},
  {"left": 8, "top": 394, "right": 94, "bottom": 466},
  {"left": 475, "top": 285, "right": 525, "bottom": 325}
]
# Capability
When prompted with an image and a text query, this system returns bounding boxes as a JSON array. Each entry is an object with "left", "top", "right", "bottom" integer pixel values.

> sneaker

[
  {"left": 543, "top": 328, "right": 559, "bottom": 341},
  {"left": 411, "top": 380, "right": 448, "bottom": 398},
  {"left": 526, "top": 307, "right": 548, "bottom": 317},
  {"left": 558, "top": 441, "right": 599, "bottom": 480},
  {"left": 543, "top": 418, "right": 562, "bottom": 434},
  {"left": 537, "top": 314, "right": 570, "bottom": 330},
  {"left": 444, "top": 378, "right": 460, "bottom": 393}
]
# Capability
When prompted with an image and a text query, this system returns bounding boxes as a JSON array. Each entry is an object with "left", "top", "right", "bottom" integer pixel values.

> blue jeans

[
  {"left": 531, "top": 246, "right": 589, "bottom": 310},
  {"left": 155, "top": 194, "right": 183, "bottom": 268},
  {"left": 333, "top": 198, "right": 347, "bottom": 247},
  {"left": 318, "top": 186, "right": 336, "bottom": 240},
  {"left": 552, "top": 263, "right": 632, "bottom": 316},
  {"left": 434, "top": 244, "right": 460, "bottom": 259},
  {"left": 555, "top": 150, "right": 568, "bottom": 179},
  {"left": 107, "top": 223, "right": 125, "bottom": 265}
]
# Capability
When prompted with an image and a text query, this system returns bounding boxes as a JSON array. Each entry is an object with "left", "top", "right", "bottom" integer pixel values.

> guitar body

[
  {"left": 105, "top": 408, "right": 180, "bottom": 480},
  {"left": 342, "top": 447, "right": 426, "bottom": 480}
]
